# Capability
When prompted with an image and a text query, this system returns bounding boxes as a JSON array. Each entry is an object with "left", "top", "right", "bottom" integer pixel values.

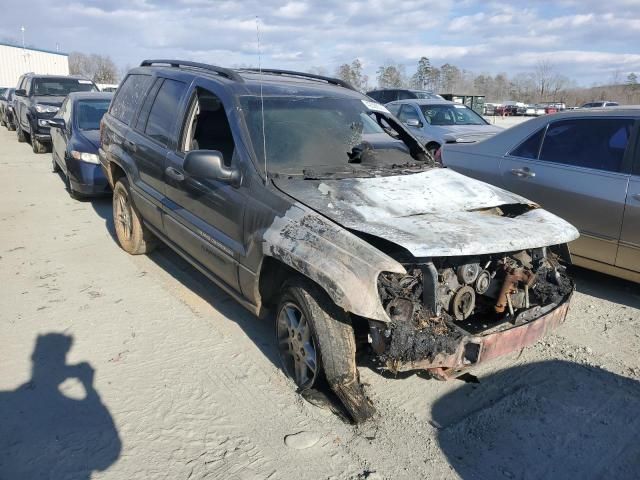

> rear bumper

[{"left": 392, "top": 291, "right": 573, "bottom": 377}]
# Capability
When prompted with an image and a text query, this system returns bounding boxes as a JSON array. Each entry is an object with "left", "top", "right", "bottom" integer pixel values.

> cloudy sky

[{"left": 2, "top": 0, "right": 640, "bottom": 85}]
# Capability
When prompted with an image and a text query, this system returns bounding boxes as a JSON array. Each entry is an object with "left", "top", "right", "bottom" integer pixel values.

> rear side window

[
  {"left": 539, "top": 118, "right": 634, "bottom": 173},
  {"left": 110, "top": 74, "right": 153, "bottom": 126},
  {"left": 510, "top": 128, "right": 545, "bottom": 159},
  {"left": 397, "top": 90, "right": 414, "bottom": 100},
  {"left": 143, "top": 79, "right": 188, "bottom": 147}
]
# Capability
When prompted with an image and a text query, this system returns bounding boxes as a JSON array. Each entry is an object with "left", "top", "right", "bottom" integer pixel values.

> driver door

[{"left": 162, "top": 82, "right": 248, "bottom": 293}]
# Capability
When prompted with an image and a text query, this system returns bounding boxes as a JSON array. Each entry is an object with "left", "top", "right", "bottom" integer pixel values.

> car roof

[
  {"left": 128, "top": 62, "right": 364, "bottom": 100},
  {"left": 67, "top": 92, "right": 113, "bottom": 101},
  {"left": 388, "top": 98, "right": 457, "bottom": 106}
]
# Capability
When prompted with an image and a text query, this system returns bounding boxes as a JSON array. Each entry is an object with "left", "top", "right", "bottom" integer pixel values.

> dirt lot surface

[{"left": 1, "top": 125, "right": 639, "bottom": 479}]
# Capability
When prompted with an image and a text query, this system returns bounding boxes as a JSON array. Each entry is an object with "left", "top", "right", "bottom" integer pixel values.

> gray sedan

[
  {"left": 386, "top": 99, "right": 502, "bottom": 156},
  {"left": 442, "top": 107, "right": 640, "bottom": 282}
]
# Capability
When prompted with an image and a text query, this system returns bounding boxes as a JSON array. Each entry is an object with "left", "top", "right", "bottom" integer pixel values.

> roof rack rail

[
  {"left": 139, "top": 59, "right": 243, "bottom": 83},
  {"left": 241, "top": 68, "right": 356, "bottom": 91}
]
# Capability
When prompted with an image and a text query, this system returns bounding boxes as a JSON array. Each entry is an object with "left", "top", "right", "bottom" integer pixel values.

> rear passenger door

[
  {"left": 500, "top": 117, "right": 634, "bottom": 265},
  {"left": 128, "top": 77, "right": 189, "bottom": 229},
  {"left": 616, "top": 125, "right": 640, "bottom": 272}
]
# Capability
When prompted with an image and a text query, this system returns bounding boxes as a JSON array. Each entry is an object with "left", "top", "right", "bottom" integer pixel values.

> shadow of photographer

[{"left": 0, "top": 333, "right": 121, "bottom": 479}]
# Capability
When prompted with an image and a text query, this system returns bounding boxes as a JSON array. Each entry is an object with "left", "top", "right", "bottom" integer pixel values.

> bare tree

[
  {"left": 533, "top": 60, "right": 554, "bottom": 100},
  {"left": 69, "top": 51, "right": 119, "bottom": 83},
  {"left": 334, "top": 59, "right": 368, "bottom": 91}
]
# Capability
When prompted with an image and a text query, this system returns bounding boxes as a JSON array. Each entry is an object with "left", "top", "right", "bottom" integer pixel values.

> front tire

[
  {"left": 275, "top": 277, "right": 375, "bottom": 422},
  {"left": 32, "top": 136, "right": 47, "bottom": 153},
  {"left": 112, "top": 177, "right": 156, "bottom": 254},
  {"left": 16, "top": 124, "right": 27, "bottom": 142}
]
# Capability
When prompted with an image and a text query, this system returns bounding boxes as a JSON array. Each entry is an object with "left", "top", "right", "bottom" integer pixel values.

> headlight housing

[
  {"left": 71, "top": 150, "right": 100, "bottom": 164},
  {"left": 35, "top": 104, "right": 59, "bottom": 114}
]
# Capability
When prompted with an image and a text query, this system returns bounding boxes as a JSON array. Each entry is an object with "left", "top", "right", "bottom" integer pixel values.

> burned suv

[{"left": 100, "top": 60, "right": 578, "bottom": 422}]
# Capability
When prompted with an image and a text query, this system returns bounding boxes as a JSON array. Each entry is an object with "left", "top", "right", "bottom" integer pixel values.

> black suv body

[
  {"left": 13, "top": 74, "right": 98, "bottom": 153},
  {"left": 100, "top": 60, "right": 578, "bottom": 422}
]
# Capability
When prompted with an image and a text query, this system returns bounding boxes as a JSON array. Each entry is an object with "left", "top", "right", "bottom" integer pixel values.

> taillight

[{"left": 434, "top": 148, "right": 442, "bottom": 163}]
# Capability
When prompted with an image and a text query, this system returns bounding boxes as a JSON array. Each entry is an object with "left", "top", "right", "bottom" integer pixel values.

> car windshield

[
  {"left": 241, "top": 96, "right": 419, "bottom": 175},
  {"left": 420, "top": 104, "right": 487, "bottom": 126},
  {"left": 33, "top": 78, "right": 97, "bottom": 96},
  {"left": 76, "top": 99, "right": 111, "bottom": 130}
]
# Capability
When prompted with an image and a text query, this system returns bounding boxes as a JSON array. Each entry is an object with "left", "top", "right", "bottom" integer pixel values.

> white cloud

[{"left": 0, "top": 0, "right": 638, "bottom": 85}]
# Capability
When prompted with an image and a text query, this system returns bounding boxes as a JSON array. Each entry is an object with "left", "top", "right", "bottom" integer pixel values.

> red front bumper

[{"left": 393, "top": 292, "right": 573, "bottom": 377}]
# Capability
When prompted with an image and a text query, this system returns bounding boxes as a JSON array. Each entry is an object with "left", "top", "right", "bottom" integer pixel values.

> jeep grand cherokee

[{"left": 99, "top": 60, "right": 579, "bottom": 422}]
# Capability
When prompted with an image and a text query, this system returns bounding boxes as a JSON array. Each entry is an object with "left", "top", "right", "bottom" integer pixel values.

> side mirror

[
  {"left": 184, "top": 150, "right": 241, "bottom": 187},
  {"left": 405, "top": 118, "right": 422, "bottom": 128},
  {"left": 48, "top": 118, "right": 65, "bottom": 129},
  {"left": 14, "top": 89, "right": 26, "bottom": 97}
]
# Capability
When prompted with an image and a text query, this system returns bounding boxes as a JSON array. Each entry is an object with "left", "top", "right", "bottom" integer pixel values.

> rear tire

[
  {"left": 112, "top": 177, "right": 156, "bottom": 254},
  {"left": 275, "top": 277, "right": 375, "bottom": 423}
]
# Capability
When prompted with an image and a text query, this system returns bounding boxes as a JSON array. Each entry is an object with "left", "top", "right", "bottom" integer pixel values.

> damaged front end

[{"left": 371, "top": 247, "right": 573, "bottom": 378}]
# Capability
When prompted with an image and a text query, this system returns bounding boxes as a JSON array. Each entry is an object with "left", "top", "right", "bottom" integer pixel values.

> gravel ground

[{"left": 1, "top": 125, "right": 639, "bottom": 479}]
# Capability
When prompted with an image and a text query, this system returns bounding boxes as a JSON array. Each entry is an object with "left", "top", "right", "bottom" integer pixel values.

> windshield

[
  {"left": 75, "top": 99, "right": 111, "bottom": 130},
  {"left": 33, "top": 78, "right": 97, "bottom": 96},
  {"left": 241, "top": 96, "right": 419, "bottom": 175},
  {"left": 420, "top": 104, "right": 487, "bottom": 126}
]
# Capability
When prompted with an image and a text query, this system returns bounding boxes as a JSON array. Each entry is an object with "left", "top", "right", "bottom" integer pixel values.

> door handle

[
  {"left": 510, "top": 168, "right": 536, "bottom": 178},
  {"left": 165, "top": 166, "right": 185, "bottom": 182},
  {"left": 123, "top": 140, "right": 137, "bottom": 153}
]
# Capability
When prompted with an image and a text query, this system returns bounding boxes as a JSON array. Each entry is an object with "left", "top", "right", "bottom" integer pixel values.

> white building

[{"left": 0, "top": 42, "right": 69, "bottom": 88}]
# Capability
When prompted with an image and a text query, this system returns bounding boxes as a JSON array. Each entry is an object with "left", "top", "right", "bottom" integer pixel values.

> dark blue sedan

[{"left": 50, "top": 92, "right": 113, "bottom": 197}]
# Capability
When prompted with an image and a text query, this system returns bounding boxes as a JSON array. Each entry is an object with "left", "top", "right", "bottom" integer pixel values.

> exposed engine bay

[{"left": 371, "top": 247, "right": 574, "bottom": 373}]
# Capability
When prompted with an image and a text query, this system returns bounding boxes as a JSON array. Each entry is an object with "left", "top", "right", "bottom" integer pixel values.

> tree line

[
  {"left": 329, "top": 56, "right": 640, "bottom": 107},
  {"left": 68, "top": 52, "right": 119, "bottom": 84}
]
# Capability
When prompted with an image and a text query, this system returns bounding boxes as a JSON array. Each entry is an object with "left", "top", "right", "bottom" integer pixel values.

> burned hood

[{"left": 273, "top": 168, "right": 579, "bottom": 257}]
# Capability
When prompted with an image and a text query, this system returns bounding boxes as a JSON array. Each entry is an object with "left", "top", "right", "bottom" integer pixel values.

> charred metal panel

[
  {"left": 262, "top": 203, "right": 405, "bottom": 322},
  {"left": 274, "top": 168, "right": 579, "bottom": 257}
]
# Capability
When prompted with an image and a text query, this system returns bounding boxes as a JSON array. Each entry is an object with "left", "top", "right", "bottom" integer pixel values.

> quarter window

[
  {"left": 144, "top": 79, "right": 188, "bottom": 147},
  {"left": 110, "top": 74, "right": 153, "bottom": 126},
  {"left": 539, "top": 118, "right": 633, "bottom": 173},
  {"left": 510, "top": 128, "right": 545, "bottom": 159}
]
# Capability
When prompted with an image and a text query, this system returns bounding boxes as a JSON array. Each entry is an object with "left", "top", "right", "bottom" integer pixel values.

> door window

[
  {"left": 181, "top": 88, "right": 236, "bottom": 166},
  {"left": 143, "top": 79, "right": 188, "bottom": 147},
  {"left": 539, "top": 118, "right": 634, "bottom": 173},
  {"left": 398, "top": 104, "right": 421, "bottom": 124},
  {"left": 109, "top": 74, "right": 153, "bottom": 126},
  {"left": 509, "top": 128, "right": 545, "bottom": 159}
]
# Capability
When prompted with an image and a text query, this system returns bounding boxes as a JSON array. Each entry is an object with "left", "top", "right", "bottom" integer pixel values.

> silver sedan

[
  {"left": 442, "top": 107, "right": 640, "bottom": 282},
  {"left": 386, "top": 99, "right": 502, "bottom": 156}
]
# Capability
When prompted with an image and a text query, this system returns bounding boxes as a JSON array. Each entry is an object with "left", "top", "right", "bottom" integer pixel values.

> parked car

[
  {"left": 13, "top": 73, "right": 98, "bottom": 153},
  {"left": 0, "top": 87, "right": 7, "bottom": 96},
  {"left": 386, "top": 99, "right": 502, "bottom": 155},
  {"left": 533, "top": 105, "right": 547, "bottom": 116},
  {"left": 442, "top": 107, "right": 640, "bottom": 283},
  {"left": 367, "top": 88, "right": 443, "bottom": 104},
  {"left": 100, "top": 60, "right": 578, "bottom": 422},
  {"left": 524, "top": 105, "right": 537, "bottom": 116},
  {"left": 484, "top": 103, "right": 499, "bottom": 115},
  {"left": 49, "top": 92, "right": 113, "bottom": 197},
  {"left": 0, "top": 88, "right": 16, "bottom": 130},
  {"left": 581, "top": 101, "right": 619, "bottom": 108}
]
